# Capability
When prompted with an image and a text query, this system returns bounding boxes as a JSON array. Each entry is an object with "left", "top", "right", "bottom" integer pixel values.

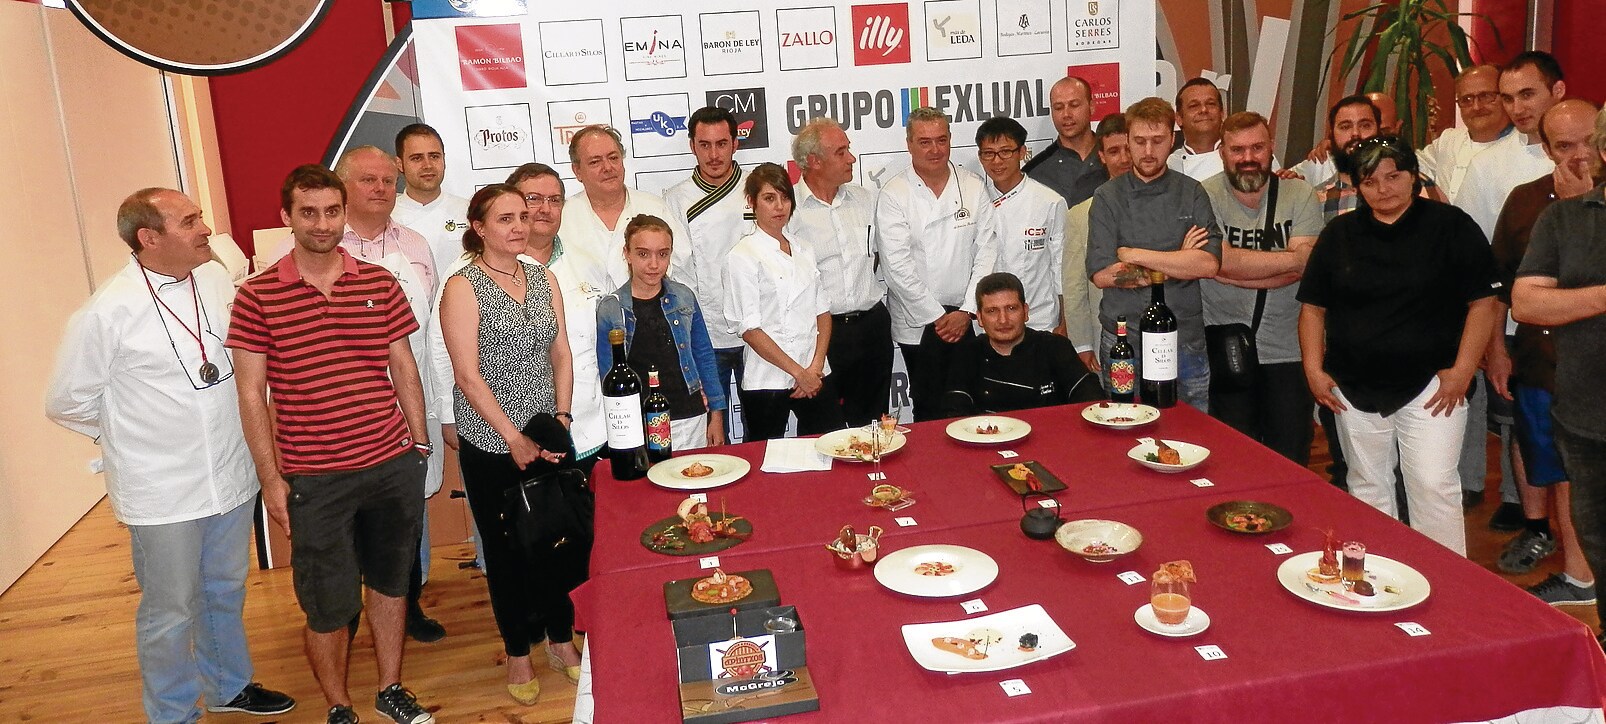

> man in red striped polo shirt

[{"left": 229, "top": 165, "right": 434, "bottom": 724}]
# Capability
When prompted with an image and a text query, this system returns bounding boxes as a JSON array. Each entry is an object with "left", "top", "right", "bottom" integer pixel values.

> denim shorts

[{"left": 1513, "top": 385, "right": 1568, "bottom": 487}]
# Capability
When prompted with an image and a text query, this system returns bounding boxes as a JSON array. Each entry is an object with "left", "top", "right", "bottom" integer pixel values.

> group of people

[{"left": 41, "top": 47, "right": 1606, "bottom": 723}]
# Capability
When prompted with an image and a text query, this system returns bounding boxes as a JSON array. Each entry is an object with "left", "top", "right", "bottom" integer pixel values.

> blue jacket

[{"left": 596, "top": 279, "right": 728, "bottom": 412}]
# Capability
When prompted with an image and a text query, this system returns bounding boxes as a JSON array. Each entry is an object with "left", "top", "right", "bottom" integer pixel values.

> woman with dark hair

[
  {"left": 1297, "top": 135, "right": 1500, "bottom": 556},
  {"left": 438, "top": 183, "right": 582, "bottom": 704},
  {"left": 721, "top": 162, "right": 845, "bottom": 440}
]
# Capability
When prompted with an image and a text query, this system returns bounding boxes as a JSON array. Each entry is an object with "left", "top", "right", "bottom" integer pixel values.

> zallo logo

[{"left": 851, "top": 3, "right": 910, "bottom": 65}]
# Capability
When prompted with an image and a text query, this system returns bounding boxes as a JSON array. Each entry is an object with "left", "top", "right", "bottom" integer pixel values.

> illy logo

[{"left": 852, "top": 4, "right": 910, "bottom": 65}]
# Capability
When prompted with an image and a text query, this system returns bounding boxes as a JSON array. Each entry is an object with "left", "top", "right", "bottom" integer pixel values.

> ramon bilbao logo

[
  {"left": 706, "top": 87, "right": 769, "bottom": 149},
  {"left": 455, "top": 23, "right": 526, "bottom": 91},
  {"left": 851, "top": 3, "right": 910, "bottom": 65}
]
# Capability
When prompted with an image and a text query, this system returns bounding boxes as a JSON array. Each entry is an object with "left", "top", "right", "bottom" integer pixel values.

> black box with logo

[{"left": 670, "top": 605, "right": 819, "bottom": 723}]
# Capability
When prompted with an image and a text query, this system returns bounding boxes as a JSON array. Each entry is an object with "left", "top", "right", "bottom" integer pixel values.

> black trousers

[
  {"left": 900, "top": 309, "right": 976, "bottom": 422},
  {"left": 740, "top": 376, "right": 846, "bottom": 441},
  {"left": 1209, "top": 361, "right": 1315, "bottom": 466},
  {"left": 828, "top": 302, "right": 894, "bottom": 427}
]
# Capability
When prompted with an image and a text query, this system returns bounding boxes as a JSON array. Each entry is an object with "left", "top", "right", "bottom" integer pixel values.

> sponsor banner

[
  {"left": 456, "top": 23, "right": 526, "bottom": 91},
  {"left": 924, "top": 0, "right": 982, "bottom": 62},
  {"left": 1069, "top": 61, "right": 1123, "bottom": 119},
  {"left": 700, "top": 11, "right": 764, "bottom": 75},
  {"left": 547, "top": 98, "right": 614, "bottom": 161},
  {"left": 707, "top": 87, "right": 770, "bottom": 150},
  {"left": 464, "top": 103, "right": 535, "bottom": 170},
  {"left": 413, "top": 0, "right": 528, "bottom": 20},
  {"left": 1067, "top": 0, "right": 1119, "bottom": 51},
  {"left": 539, "top": 19, "right": 607, "bottom": 85},
  {"left": 621, "top": 15, "right": 688, "bottom": 81},
  {"left": 996, "top": 0, "right": 1052, "bottom": 56},
  {"left": 851, "top": 3, "right": 910, "bottom": 66},
  {"left": 776, "top": 7, "right": 839, "bottom": 71},
  {"left": 627, "top": 93, "right": 692, "bottom": 158}
]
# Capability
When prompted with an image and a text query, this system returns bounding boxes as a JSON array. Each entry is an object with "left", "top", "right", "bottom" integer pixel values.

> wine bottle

[
  {"left": 1107, "top": 315, "right": 1136, "bottom": 403},
  {"left": 1139, "top": 272, "right": 1178, "bottom": 408},
  {"left": 644, "top": 367, "right": 673, "bottom": 463},
  {"left": 603, "top": 328, "right": 649, "bottom": 479}
]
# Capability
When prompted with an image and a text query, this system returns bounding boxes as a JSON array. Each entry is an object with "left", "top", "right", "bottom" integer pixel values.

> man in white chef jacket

[
  {"left": 46, "top": 188, "right": 296, "bottom": 723},
  {"left": 561, "top": 125, "right": 691, "bottom": 290},
  {"left": 975, "top": 116, "right": 1068, "bottom": 336},
  {"left": 876, "top": 106, "right": 999, "bottom": 421},
  {"left": 392, "top": 123, "right": 471, "bottom": 279}
]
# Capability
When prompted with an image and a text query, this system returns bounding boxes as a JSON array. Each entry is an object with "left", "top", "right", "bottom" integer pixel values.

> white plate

[
  {"left": 1126, "top": 438, "right": 1211, "bottom": 473},
  {"left": 874, "top": 544, "right": 999, "bottom": 598},
  {"left": 814, "top": 427, "right": 907, "bottom": 462},
  {"left": 1054, "top": 519, "right": 1143, "bottom": 563},
  {"left": 1276, "top": 551, "right": 1432, "bottom": 612},
  {"left": 1081, "top": 403, "right": 1160, "bottom": 429},
  {"left": 645, "top": 454, "right": 751, "bottom": 491},
  {"left": 946, "top": 415, "right": 1032, "bottom": 444},
  {"left": 1134, "top": 603, "right": 1211, "bottom": 637},
  {"left": 900, "top": 604, "right": 1076, "bottom": 673}
]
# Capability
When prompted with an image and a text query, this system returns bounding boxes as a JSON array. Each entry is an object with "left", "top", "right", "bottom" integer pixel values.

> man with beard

[
  {"left": 1201, "top": 112, "right": 1324, "bottom": 464},
  {"left": 1024, "top": 75, "right": 1105, "bottom": 208},
  {"left": 1063, "top": 114, "right": 1130, "bottom": 374},
  {"left": 1293, "top": 91, "right": 1401, "bottom": 186},
  {"left": 1419, "top": 65, "right": 1517, "bottom": 204},
  {"left": 1314, "top": 95, "right": 1383, "bottom": 221}
]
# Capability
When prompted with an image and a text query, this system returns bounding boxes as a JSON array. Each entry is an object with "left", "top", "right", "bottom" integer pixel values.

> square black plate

[{"left": 989, "top": 460, "right": 1067, "bottom": 495}]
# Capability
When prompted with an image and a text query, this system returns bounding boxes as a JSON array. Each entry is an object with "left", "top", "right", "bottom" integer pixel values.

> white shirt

[
  {"left": 560, "top": 187, "right": 692, "bottom": 291},
  {"left": 986, "top": 175, "right": 1067, "bottom": 331},
  {"left": 876, "top": 164, "right": 999, "bottom": 345},
  {"left": 786, "top": 178, "right": 884, "bottom": 315},
  {"left": 394, "top": 190, "right": 471, "bottom": 280},
  {"left": 46, "top": 259, "right": 257, "bottom": 526},
  {"left": 663, "top": 172, "right": 753, "bottom": 349},
  {"left": 1168, "top": 141, "right": 1223, "bottom": 180},
  {"left": 1456, "top": 135, "right": 1553, "bottom": 241},
  {"left": 723, "top": 229, "right": 832, "bottom": 390},
  {"left": 1291, "top": 157, "right": 1336, "bottom": 188},
  {"left": 1422, "top": 125, "right": 1522, "bottom": 206}
]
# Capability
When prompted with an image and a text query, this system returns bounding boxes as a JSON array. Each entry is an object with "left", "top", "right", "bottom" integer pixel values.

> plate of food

[
  {"left": 1054, "top": 519, "right": 1143, "bottom": 563},
  {"left": 647, "top": 453, "right": 752, "bottom": 491},
  {"left": 989, "top": 461, "right": 1067, "bottom": 495},
  {"left": 946, "top": 415, "right": 1032, "bottom": 444},
  {"left": 1205, "top": 501, "right": 1293, "bottom": 534},
  {"left": 640, "top": 497, "right": 752, "bottom": 556},
  {"left": 1081, "top": 402, "right": 1160, "bottom": 429},
  {"left": 900, "top": 604, "right": 1075, "bottom": 673},
  {"left": 688, "top": 569, "right": 754, "bottom": 605},
  {"left": 1275, "top": 551, "right": 1431, "bottom": 612},
  {"left": 815, "top": 427, "right": 907, "bottom": 462},
  {"left": 1127, "top": 438, "right": 1210, "bottom": 473},
  {"left": 874, "top": 544, "right": 999, "bottom": 598}
]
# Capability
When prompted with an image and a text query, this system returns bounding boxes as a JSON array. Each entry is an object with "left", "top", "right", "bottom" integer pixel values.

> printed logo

[
  {"left": 784, "top": 78, "right": 1050, "bottom": 133},
  {"left": 463, "top": 103, "right": 535, "bottom": 170},
  {"left": 924, "top": 1, "right": 982, "bottom": 61},
  {"left": 412, "top": 0, "right": 528, "bottom": 20},
  {"left": 633, "top": 168, "right": 695, "bottom": 196},
  {"left": 856, "top": 151, "right": 909, "bottom": 190},
  {"left": 626, "top": 93, "right": 691, "bottom": 158},
  {"left": 1067, "top": 0, "right": 1119, "bottom": 50},
  {"left": 539, "top": 19, "right": 608, "bottom": 85},
  {"left": 700, "top": 11, "right": 764, "bottom": 76},
  {"left": 995, "top": 0, "right": 1051, "bottom": 56},
  {"left": 1068, "top": 62, "right": 1122, "bottom": 119},
  {"left": 455, "top": 24, "right": 526, "bottom": 91},
  {"left": 776, "top": 7, "right": 838, "bottom": 71},
  {"left": 851, "top": 3, "right": 911, "bottom": 65},
  {"left": 706, "top": 87, "right": 769, "bottom": 149},
  {"left": 547, "top": 98, "right": 614, "bottom": 161},
  {"left": 620, "top": 16, "right": 687, "bottom": 81}
]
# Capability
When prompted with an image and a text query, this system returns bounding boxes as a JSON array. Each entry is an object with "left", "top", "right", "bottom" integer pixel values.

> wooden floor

[{"left": 0, "top": 425, "right": 1594, "bottom": 722}]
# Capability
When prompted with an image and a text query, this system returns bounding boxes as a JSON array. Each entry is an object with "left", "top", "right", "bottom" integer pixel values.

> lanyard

[{"left": 137, "top": 260, "right": 210, "bottom": 372}]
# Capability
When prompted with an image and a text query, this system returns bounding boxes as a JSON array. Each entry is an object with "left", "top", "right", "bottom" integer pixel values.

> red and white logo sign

[
  {"left": 456, "top": 23, "right": 526, "bottom": 91},
  {"left": 1068, "top": 62, "right": 1122, "bottom": 120},
  {"left": 851, "top": 4, "right": 910, "bottom": 66}
]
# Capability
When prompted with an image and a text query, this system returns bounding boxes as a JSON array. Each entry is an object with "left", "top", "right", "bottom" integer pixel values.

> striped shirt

[{"left": 227, "top": 248, "right": 419, "bottom": 474}]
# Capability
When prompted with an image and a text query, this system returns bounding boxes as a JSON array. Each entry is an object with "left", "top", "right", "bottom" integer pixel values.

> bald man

[
  {"left": 1024, "top": 75, "right": 1106, "bottom": 208},
  {"left": 1420, "top": 65, "right": 1517, "bottom": 204}
]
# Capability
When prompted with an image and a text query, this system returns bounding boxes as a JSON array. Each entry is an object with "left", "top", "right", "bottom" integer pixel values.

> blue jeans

[
  {"left": 1099, "top": 329, "right": 1210, "bottom": 412},
  {"left": 128, "top": 499, "right": 254, "bottom": 723}
]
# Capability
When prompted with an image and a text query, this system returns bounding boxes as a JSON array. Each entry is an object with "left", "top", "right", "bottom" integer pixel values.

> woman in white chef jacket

[{"left": 722, "top": 162, "right": 846, "bottom": 440}]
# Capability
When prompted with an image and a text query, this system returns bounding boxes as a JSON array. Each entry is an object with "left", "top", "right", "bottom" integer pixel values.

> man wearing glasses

[
  {"left": 47, "top": 188, "right": 296, "bottom": 722},
  {"left": 1418, "top": 65, "right": 1516, "bottom": 204},
  {"left": 976, "top": 117, "right": 1067, "bottom": 336}
]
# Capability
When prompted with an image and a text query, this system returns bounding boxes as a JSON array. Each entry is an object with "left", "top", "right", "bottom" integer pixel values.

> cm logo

[{"left": 705, "top": 87, "right": 769, "bottom": 149}]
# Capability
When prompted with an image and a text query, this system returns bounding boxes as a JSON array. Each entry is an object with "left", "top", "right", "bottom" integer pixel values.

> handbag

[
  {"left": 1206, "top": 177, "right": 1280, "bottom": 390},
  {"left": 501, "top": 414, "right": 594, "bottom": 590}
]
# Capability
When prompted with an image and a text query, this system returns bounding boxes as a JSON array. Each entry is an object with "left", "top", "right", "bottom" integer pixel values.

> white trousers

[
  {"left": 1332, "top": 377, "right": 1469, "bottom": 556},
  {"left": 671, "top": 413, "right": 709, "bottom": 452}
]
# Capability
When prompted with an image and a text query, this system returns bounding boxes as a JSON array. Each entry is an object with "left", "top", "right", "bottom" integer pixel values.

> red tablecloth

[{"left": 574, "top": 404, "right": 1606, "bottom": 722}]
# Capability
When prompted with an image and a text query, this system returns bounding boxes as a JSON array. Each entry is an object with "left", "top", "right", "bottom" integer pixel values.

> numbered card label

[
  {"left": 1265, "top": 543, "right": 1293, "bottom": 555},
  {"left": 868, "top": 471, "right": 887, "bottom": 481},
  {"left": 1194, "top": 645, "right": 1227, "bottom": 661},
  {"left": 1037, "top": 498, "right": 1059, "bottom": 509},
  {"left": 689, "top": 493, "right": 708, "bottom": 503},
  {"left": 961, "top": 599, "right": 988, "bottom": 614},
  {"left": 1395, "top": 622, "right": 1431, "bottom": 637},
  {"left": 999, "top": 679, "right": 1032, "bottom": 697},
  {"left": 1190, "top": 477, "right": 1215, "bottom": 488},
  {"left": 699, "top": 556, "right": 720, "bottom": 569},
  {"left": 895, "top": 516, "right": 918, "bottom": 527},
  {"left": 998, "top": 450, "right": 1020, "bottom": 459},
  {"left": 1117, "top": 571, "right": 1146, "bottom": 585}
]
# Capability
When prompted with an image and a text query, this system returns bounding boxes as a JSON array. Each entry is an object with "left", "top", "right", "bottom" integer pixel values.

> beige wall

[{"left": 0, "top": 4, "right": 181, "bottom": 594}]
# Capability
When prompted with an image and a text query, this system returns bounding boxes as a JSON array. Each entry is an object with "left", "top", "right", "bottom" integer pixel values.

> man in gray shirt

[
  {"left": 1201, "top": 112, "right": 1323, "bottom": 463},
  {"left": 1088, "top": 97, "right": 1223, "bottom": 411}
]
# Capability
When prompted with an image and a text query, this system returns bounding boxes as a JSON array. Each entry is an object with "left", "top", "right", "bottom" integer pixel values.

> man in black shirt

[
  {"left": 943, "top": 273, "right": 1094, "bottom": 416},
  {"left": 1024, "top": 75, "right": 1106, "bottom": 208}
]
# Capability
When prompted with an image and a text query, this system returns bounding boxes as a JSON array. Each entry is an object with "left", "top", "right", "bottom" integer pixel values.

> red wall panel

[{"left": 1551, "top": 0, "right": 1606, "bottom": 104}]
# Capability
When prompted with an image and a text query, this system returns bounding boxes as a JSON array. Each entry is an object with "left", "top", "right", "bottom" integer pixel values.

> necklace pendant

[{"left": 199, "top": 362, "right": 220, "bottom": 384}]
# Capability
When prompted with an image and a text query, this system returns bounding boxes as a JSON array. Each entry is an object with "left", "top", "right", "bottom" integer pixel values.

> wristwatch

[
  {"left": 413, "top": 442, "right": 434, "bottom": 457},
  {"left": 555, "top": 411, "right": 574, "bottom": 421}
]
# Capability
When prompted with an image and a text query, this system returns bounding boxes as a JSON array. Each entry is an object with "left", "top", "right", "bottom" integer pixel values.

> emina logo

[{"left": 851, "top": 4, "right": 910, "bottom": 65}]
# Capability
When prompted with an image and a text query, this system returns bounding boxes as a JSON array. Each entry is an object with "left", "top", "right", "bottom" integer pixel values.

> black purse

[
  {"left": 501, "top": 414, "right": 594, "bottom": 591},
  {"left": 1206, "top": 178, "right": 1280, "bottom": 390}
]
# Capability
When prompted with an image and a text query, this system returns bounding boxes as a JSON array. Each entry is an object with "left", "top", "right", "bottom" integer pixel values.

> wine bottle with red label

[
  {"left": 644, "top": 366, "right": 672, "bottom": 463},
  {"left": 1108, "top": 315, "right": 1136, "bottom": 403}
]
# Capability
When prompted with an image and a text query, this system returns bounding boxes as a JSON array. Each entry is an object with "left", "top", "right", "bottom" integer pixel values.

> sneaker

[
  {"left": 374, "top": 683, "right": 433, "bottom": 724},
  {"left": 1527, "top": 573, "right": 1597, "bottom": 607},
  {"left": 207, "top": 683, "right": 296, "bottom": 715},
  {"left": 1497, "top": 530, "right": 1558, "bottom": 574},
  {"left": 1488, "top": 502, "right": 1525, "bottom": 531},
  {"left": 406, "top": 611, "right": 446, "bottom": 643},
  {"left": 328, "top": 705, "right": 360, "bottom": 724}
]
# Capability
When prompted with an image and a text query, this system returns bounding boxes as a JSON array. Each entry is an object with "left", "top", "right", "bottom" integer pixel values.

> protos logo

[{"left": 851, "top": 4, "right": 910, "bottom": 65}]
